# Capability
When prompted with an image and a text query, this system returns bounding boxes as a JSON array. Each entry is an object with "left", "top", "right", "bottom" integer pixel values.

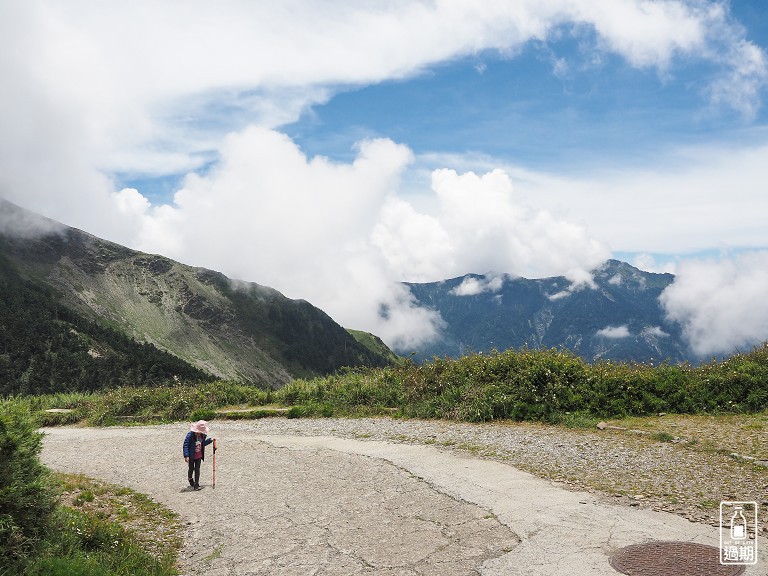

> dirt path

[{"left": 40, "top": 422, "right": 766, "bottom": 575}]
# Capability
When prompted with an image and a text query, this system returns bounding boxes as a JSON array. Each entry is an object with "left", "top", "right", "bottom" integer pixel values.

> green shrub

[
  {"left": 35, "top": 409, "right": 83, "bottom": 427},
  {"left": 652, "top": 432, "right": 675, "bottom": 443},
  {"left": 190, "top": 408, "right": 216, "bottom": 422},
  {"left": 286, "top": 406, "right": 306, "bottom": 419},
  {"left": 0, "top": 403, "right": 58, "bottom": 571}
]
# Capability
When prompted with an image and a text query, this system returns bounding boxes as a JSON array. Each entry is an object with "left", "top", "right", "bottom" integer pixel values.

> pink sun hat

[{"left": 190, "top": 420, "right": 210, "bottom": 434}]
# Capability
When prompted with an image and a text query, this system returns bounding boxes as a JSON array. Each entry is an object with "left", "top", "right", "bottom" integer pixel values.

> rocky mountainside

[
  {"left": 403, "top": 260, "right": 691, "bottom": 363},
  {"left": 0, "top": 199, "right": 393, "bottom": 391}
]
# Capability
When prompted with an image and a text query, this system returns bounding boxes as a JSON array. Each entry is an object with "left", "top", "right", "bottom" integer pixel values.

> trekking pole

[{"left": 212, "top": 438, "right": 217, "bottom": 489}]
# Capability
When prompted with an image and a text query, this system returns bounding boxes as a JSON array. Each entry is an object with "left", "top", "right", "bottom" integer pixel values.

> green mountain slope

[
  {"left": 0, "top": 253, "right": 214, "bottom": 395},
  {"left": 0, "top": 199, "right": 393, "bottom": 391},
  {"left": 347, "top": 329, "right": 403, "bottom": 364}
]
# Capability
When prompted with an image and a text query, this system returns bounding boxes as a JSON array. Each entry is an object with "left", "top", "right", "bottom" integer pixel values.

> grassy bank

[{"left": 6, "top": 344, "right": 768, "bottom": 427}]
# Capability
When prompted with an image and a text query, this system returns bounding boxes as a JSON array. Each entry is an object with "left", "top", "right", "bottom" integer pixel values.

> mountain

[
  {"left": 402, "top": 260, "right": 692, "bottom": 364},
  {"left": 0, "top": 199, "right": 393, "bottom": 393}
]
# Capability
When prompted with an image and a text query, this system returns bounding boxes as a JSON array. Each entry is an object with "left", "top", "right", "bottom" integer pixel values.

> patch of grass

[
  {"left": 558, "top": 411, "right": 601, "bottom": 429},
  {"left": 698, "top": 499, "right": 720, "bottom": 510},
  {"left": 54, "top": 473, "right": 183, "bottom": 569},
  {"left": 25, "top": 505, "right": 178, "bottom": 576},
  {"left": 72, "top": 490, "right": 95, "bottom": 506},
  {"left": 651, "top": 432, "right": 676, "bottom": 443},
  {"left": 203, "top": 547, "right": 223, "bottom": 564},
  {"left": 286, "top": 405, "right": 307, "bottom": 419}
]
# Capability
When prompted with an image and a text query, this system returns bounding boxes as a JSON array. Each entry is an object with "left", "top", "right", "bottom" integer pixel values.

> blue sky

[
  {"left": 283, "top": 4, "right": 768, "bottom": 167},
  {"left": 285, "top": 41, "right": 731, "bottom": 169},
  {"left": 2, "top": 0, "right": 768, "bottom": 354}
]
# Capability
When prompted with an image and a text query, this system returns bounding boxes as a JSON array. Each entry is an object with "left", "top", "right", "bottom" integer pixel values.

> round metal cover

[{"left": 609, "top": 541, "right": 746, "bottom": 575}]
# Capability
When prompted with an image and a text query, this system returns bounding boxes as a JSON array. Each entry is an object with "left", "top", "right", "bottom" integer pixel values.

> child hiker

[{"left": 183, "top": 420, "right": 216, "bottom": 490}]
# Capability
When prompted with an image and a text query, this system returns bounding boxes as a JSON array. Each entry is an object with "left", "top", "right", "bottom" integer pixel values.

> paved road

[{"left": 40, "top": 423, "right": 766, "bottom": 575}]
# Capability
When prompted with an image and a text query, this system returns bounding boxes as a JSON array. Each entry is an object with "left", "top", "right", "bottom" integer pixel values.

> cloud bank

[{"left": 660, "top": 252, "right": 768, "bottom": 357}]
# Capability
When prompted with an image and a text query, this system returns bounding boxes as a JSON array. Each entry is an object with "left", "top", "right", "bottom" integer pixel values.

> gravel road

[{"left": 40, "top": 417, "right": 767, "bottom": 575}]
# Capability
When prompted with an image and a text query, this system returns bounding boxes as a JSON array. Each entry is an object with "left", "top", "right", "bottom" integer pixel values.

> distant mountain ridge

[
  {"left": 0, "top": 199, "right": 393, "bottom": 392},
  {"left": 402, "top": 260, "right": 692, "bottom": 364}
]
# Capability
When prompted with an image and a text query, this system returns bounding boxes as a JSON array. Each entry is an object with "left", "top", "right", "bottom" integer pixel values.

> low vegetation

[
  {"left": 0, "top": 403, "right": 181, "bottom": 576},
  {"left": 276, "top": 344, "right": 768, "bottom": 423},
  {"left": 5, "top": 343, "right": 768, "bottom": 428}
]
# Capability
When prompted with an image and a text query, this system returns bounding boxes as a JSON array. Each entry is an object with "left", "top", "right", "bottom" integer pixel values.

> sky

[{"left": 2, "top": 0, "right": 768, "bottom": 357}]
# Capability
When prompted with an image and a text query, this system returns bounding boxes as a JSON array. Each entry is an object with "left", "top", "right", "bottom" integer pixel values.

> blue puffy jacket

[{"left": 183, "top": 431, "right": 213, "bottom": 460}]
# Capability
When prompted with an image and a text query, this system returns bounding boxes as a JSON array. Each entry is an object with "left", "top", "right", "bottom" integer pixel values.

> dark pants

[{"left": 188, "top": 457, "right": 201, "bottom": 486}]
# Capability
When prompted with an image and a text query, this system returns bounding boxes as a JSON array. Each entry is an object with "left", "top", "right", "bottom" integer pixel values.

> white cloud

[
  {"left": 370, "top": 198, "right": 453, "bottom": 281},
  {"left": 0, "top": 199, "right": 65, "bottom": 239},
  {"left": 425, "top": 169, "right": 609, "bottom": 280},
  {"left": 375, "top": 167, "right": 611, "bottom": 284},
  {"left": 573, "top": 0, "right": 766, "bottom": 116},
  {"left": 641, "top": 326, "right": 669, "bottom": 338},
  {"left": 546, "top": 267, "right": 599, "bottom": 300},
  {"left": 116, "top": 127, "right": 445, "bottom": 349},
  {"left": 596, "top": 325, "right": 631, "bottom": 339},
  {"left": 451, "top": 274, "right": 506, "bottom": 296},
  {"left": 112, "top": 128, "right": 608, "bottom": 348},
  {"left": 572, "top": 0, "right": 705, "bottom": 68},
  {"left": 631, "top": 254, "right": 677, "bottom": 275},
  {"left": 565, "top": 267, "right": 598, "bottom": 290},
  {"left": 660, "top": 251, "right": 768, "bottom": 357},
  {"left": 485, "top": 140, "right": 768, "bottom": 258},
  {"left": 701, "top": 10, "right": 767, "bottom": 119}
]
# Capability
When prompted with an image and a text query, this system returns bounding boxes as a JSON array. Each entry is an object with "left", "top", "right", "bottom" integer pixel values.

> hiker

[{"left": 183, "top": 420, "right": 216, "bottom": 490}]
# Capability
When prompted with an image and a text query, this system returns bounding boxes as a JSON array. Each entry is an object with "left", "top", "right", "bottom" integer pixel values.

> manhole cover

[{"left": 609, "top": 541, "right": 746, "bottom": 575}]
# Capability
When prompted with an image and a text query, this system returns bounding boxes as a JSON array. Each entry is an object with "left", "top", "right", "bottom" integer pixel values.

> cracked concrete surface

[
  {"left": 41, "top": 423, "right": 766, "bottom": 575},
  {"left": 41, "top": 425, "right": 515, "bottom": 575}
]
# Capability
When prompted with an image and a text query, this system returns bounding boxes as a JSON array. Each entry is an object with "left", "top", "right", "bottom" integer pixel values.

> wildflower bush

[{"left": 276, "top": 366, "right": 404, "bottom": 416}]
